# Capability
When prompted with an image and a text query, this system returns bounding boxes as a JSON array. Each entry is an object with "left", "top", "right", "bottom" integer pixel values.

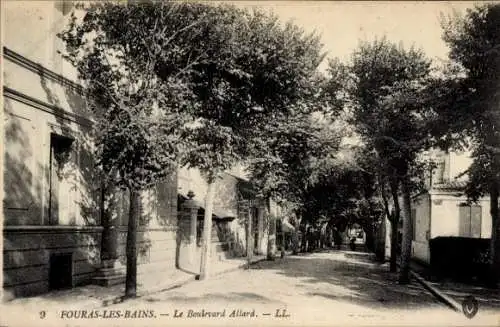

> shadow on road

[{"left": 251, "top": 250, "right": 443, "bottom": 311}]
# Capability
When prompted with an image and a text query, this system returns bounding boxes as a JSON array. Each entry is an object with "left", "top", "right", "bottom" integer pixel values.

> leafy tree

[
  {"left": 328, "top": 38, "right": 434, "bottom": 283},
  {"left": 61, "top": 0, "right": 324, "bottom": 285},
  {"left": 438, "top": 3, "right": 500, "bottom": 286},
  {"left": 58, "top": 1, "right": 215, "bottom": 297},
  {"left": 149, "top": 4, "right": 325, "bottom": 279},
  {"left": 304, "top": 143, "right": 387, "bottom": 252},
  {"left": 248, "top": 108, "right": 345, "bottom": 237}
]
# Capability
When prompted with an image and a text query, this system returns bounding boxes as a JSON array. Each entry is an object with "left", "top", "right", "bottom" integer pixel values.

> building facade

[
  {"left": 177, "top": 168, "right": 273, "bottom": 274},
  {"left": 2, "top": 2, "right": 273, "bottom": 299},
  {"left": 2, "top": 1, "right": 106, "bottom": 298},
  {"left": 411, "top": 150, "right": 492, "bottom": 264}
]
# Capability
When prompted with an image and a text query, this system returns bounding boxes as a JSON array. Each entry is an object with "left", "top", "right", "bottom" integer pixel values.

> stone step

[
  {"left": 94, "top": 267, "right": 126, "bottom": 278},
  {"left": 92, "top": 274, "right": 126, "bottom": 287}
]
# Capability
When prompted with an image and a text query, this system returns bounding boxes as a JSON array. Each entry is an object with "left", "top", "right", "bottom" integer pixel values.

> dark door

[{"left": 49, "top": 253, "right": 73, "bottom": 290}]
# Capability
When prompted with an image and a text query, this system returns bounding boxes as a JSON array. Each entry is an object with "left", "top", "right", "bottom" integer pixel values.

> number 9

[{"left": 39, "top": 311, "right": 46, "bottom": 319}]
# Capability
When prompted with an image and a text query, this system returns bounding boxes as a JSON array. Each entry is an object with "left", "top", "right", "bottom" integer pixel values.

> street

[{"left": 102, "top": 250, "right": 497, "bottom": 327}]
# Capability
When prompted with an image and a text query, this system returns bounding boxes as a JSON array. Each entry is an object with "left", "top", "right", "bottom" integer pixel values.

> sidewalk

[
  {"left": 409, "top": 260, "right": 500, "bottom": 314},
  {"left": 1, "top": 255, "right": 266, "bottom": 312}
]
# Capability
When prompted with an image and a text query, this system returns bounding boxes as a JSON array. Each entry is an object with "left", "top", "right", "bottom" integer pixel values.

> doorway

[{"left": 49, "top": 253, "right": 73, "bottom": 290}]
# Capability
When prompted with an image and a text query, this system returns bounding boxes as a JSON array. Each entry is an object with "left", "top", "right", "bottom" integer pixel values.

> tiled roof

[{"left": 432, "top": 180, "right": 468, "bottom": 191}]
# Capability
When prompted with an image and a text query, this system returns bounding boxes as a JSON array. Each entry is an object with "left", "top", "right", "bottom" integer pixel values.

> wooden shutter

[
  {"left": 470, "top": 205, "right": 482, "bottom": 238},
  {"left": 459, "top": 205, "right": 471, "bottom": 237}
]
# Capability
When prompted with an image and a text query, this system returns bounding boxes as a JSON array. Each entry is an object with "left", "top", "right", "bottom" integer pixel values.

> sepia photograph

[{"left": 1, "top": 1, "right": 500, "bottom": 326}]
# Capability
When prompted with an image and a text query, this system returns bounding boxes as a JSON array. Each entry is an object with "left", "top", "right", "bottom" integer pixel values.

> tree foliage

[
  {"left": 438, "top": 3, "right": 500, "bottom": 286},
  {"left": 58, "top": 1, "right": 202, "bottom": 190},
  {"left": 438, "top": 4, "right": 500, "bottom": 200},
  {"left": 248, "top": 110, "right": 345, "bottom": 221},
  {"left": 60, "top": 1, "right": 327, "bottom": 282},
  {"left": 326, "top": 38, "right": 435, "bottom": 282},
  {"left": 59, "top": 1, "right": 213, "bottom": 297}
]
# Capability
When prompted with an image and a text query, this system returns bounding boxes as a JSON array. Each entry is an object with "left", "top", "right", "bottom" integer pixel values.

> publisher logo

[{"left": 462, "top": 296, "right": 478, "bottom": 319}]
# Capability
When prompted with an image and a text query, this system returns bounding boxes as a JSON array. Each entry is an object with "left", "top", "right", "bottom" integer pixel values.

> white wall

[
  {"left": 412, "top": 194, "right": 431, "bottom": 263},
  {"left": 480, "top": 199, "right": 492, "bottom": 238},
  {"left": 430, "top": 194, "right": 491, "bottom": 239},
  {"left": 3, "top": 1, "right": 79, "bottom": 81},
  {"left": 448, "top": 151, "right": 473, "bottom": 181},
  {"left": 4, "top": 58, "right": 96, "bottom": 226},
  {"left": 413, "top": 194, "right": 431, "bottom": 242},
  {"left": 430, "top": 196, "right": 460, "bottom": 238}
]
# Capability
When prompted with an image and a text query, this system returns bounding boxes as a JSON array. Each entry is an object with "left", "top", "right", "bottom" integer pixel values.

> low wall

[
  {"left": 429, "top": 236, "right": 490, "bottom": 282},
  {"left": 116, "top": 227, "right": 178, "bottom": 275},
  {"left": 3, "top": 226, "right": 102, "bottom": 300}
]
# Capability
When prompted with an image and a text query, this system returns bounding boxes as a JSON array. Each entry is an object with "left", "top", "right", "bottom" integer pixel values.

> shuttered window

[{"left": 458, "top": 204, "right": 482, "bottom": 238}]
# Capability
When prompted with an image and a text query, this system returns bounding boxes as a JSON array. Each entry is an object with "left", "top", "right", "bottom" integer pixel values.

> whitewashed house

[{"left": 411, "top": 150, "right": 492, "bottom": 264}]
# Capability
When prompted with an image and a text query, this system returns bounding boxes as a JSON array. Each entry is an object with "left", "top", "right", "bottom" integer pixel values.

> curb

[
  {"left": 394, "top": 260, "right": 462, "bottom": 313},
  {"left": 100, "top": 275, "right": 197, "bottom": 307},
  {"left": 410, "top": 269, "right": 462, "bottom": 313}
]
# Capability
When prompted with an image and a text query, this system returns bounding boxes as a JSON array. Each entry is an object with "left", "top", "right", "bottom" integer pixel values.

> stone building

[
  {"left": 1, "top": 1, "right": 176, "bottom": 298},
  {"left": 2, "top": 1, "right": 274, "bottom": 299},
  {"left": 177, "top": 168, "right": 274, "bottom": 274},
  {"left": 2, "top": 1, "right": 104, "bottom": 299}
]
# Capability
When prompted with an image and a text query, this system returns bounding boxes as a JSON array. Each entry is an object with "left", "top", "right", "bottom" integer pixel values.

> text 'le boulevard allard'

[{"left": 173, "top": 308, "right": 291, "bottom": 319}]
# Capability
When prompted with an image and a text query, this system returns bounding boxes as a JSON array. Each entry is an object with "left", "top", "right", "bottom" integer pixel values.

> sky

[
  {"left": 224, "top": 1, "right": 481, "bottom": 158},
  {"left": 227, "top": 1, "right": 479, "bottom": 71}
]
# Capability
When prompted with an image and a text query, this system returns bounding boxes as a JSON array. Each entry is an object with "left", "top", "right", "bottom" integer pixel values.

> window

[
  {"left": 433, "top": 160, "right": 445, "bottom": 184},
  {"left": 458, "top": 204, "right": 482, "bottom": 238},
  {"left": 49, "top": 133, "right": 74, "bottom": 225}
]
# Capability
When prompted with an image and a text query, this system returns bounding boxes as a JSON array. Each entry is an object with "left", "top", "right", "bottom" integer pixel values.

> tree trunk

[
  {"left": 199, "top": 179, "right": 216, "bottom": 280},
  {"left": 267, "top": 211, "right": 276, "bottom": 260},
  {"left": 377, "top": 176, "right": 390, "bottom": 262},
  {"left": 247, "top": 205, "right": 253, "bottom": 269},
  {"left": 375, "top": 217, "right": 386, "bottom": 262},
  {"left": 364, "top": 224, "right": 375, "bottom": 252},
  {"left": 389, "top": 179, "right": 400, "bottom": 273},
  {"left": 489, "top": 181, "right": 500, "bottom": 288},
  {"left": 399, "top": 177, "right": 413, "bottom": 284},
  {"left": 389, "top": 220, "right": 398, "bottom": 272},
  {"left": 125, "top": 189, "right": 140, "bottom": 298}
]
